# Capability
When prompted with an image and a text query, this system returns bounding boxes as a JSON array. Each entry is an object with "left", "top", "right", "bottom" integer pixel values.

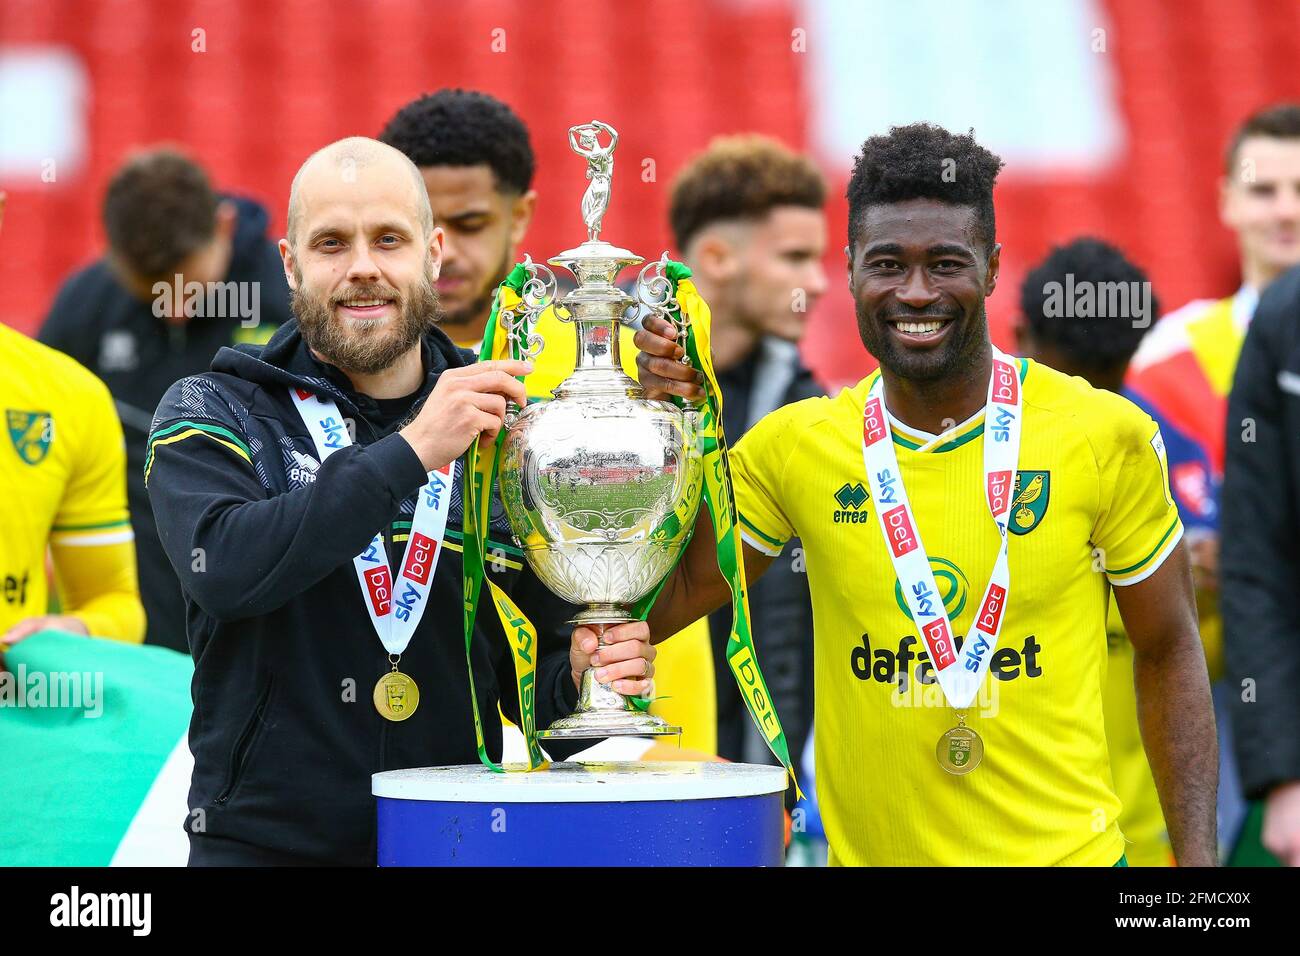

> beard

[
  {"left": 856, "top": 300, "right": 989, "bottom": 385},
  {"left": 293, "top": 262, "right": 442, "bottom": 375}
]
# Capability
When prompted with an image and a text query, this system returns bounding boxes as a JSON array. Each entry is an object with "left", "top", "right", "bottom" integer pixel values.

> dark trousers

[{"left": 187, "top": 832, "right": 348, "bottom": 867}]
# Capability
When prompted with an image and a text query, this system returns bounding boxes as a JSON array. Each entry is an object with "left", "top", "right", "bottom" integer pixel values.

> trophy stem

[{"left": 536, "top": 611, "right": 681, "bottom": 741}]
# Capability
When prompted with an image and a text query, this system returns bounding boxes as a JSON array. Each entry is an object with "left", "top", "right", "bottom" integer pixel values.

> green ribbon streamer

[{"left": 461, "top": 265, "right": 544, "bottom": 771}]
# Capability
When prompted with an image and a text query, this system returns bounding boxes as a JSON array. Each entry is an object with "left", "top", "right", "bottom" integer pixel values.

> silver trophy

[{"left": 499, "top": 121, "right": 704, "bottom": 739}]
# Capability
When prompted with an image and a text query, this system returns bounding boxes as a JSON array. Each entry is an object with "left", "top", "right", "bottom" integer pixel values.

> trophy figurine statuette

[{"left": 498, "top": 121, "right": 704, "bottom": 739}]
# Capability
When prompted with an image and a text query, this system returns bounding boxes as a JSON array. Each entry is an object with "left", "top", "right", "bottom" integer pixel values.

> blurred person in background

[
  {"left": 0, "top": 192, "right": 145, "bottom": 652},
  {"left": 1016, "top": 237, "right": 1214, "bottom": 865},
  {"left": 666, "top": 134, "right": 828, "bottom": 775},
  {"left": 38, "top": 150, "right": 290, "bottom": 653},
  {"left": 1222, "top": 261, "right": 1300, "bottom": 867},
  {"left": 1127, "top": 102, "right": 1300, "bottom": 856},
  {"left": 380, "top": 89, "right": 719, "bottom": 754},
  {"left": 379, "top": 90, "right": 538, "bottom": 354},
  {"left": 1130, "top": 103, "right": 1300, "bottom": 476}
]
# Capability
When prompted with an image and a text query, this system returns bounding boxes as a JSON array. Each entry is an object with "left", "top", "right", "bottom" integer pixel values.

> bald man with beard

[{"left": 146, "top": 138, "right": 655, "bottom": 866}]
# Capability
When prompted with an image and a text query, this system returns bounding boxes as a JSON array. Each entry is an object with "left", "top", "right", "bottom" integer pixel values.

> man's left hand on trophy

[
  {"left": 633, "top": 315, "right": 707, "bottom": 402},
  {"left": 570, "top": 622, "right": 656, "bottom": 697}
]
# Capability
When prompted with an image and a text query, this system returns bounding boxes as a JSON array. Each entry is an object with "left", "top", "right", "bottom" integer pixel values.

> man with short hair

[
  {"left": 1131, "top": 104, "right": 1300, "bottom": 474},
  {"left": 1016, "top": 236, "right": 1216, "bottom": 866},
  {"left": 145, "top": 138, "right": 653, "bottom": 865},
  {"left": 637, "top": 124, "right": 1217, "bottom": 866},
  {"left": 40, "top": 149, "right": 291, "bottom": 651},
  {"left": 667, "top": 134, "right": 827, "bottom": 769},
  {"left": 1222, "top": 261, "right": 1300, "bottom": 867}
]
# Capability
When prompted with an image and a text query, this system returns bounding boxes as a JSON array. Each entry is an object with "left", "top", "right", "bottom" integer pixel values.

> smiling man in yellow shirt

[{"left": 634, "top": 125, "right": 1217, "bottom": 866}]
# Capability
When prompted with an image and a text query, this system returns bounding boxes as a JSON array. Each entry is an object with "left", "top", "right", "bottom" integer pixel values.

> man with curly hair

[
  {"left": 379, "top": 89, "right": 536, "bottom": 349},
  {"left": 635, "top": 123, "right": 1217, "bottom": 866}
]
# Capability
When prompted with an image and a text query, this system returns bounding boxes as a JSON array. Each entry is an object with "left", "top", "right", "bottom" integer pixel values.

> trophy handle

[
  {"left": 501, "top": 255, "right": 556, "bottom": 428},
  {"left": 635, "top": 252, "right": 691, "bottom": 367}
]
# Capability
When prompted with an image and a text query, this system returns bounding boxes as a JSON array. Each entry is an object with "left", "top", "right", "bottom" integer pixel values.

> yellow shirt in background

[{"left": 0, "top": 323, "right": 143, "bottom": 642}]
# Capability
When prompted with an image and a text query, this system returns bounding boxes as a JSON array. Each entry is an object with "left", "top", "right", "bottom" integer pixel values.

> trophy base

[
  {"left": 536, "top": 708, "right": 680, "bottom": 740},
  {"left": 536, "top": 663, "right": 680, "bottom": 741}
]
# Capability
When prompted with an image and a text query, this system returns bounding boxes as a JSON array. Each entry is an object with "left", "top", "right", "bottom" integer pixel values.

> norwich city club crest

[
  {"left": 1008, "top": 470, "right": 1050, "bottom": 535},
  {"left": 6, "top": 409, "right": 54, "bottom": 465}
]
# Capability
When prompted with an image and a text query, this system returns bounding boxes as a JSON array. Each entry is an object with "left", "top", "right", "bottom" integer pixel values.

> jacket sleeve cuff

[{"left": 366, "top": 432, "right": 431, "bottom": 502}]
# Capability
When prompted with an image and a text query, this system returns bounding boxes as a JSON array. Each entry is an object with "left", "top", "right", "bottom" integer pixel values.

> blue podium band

[{"left": 374, "top": 761, "right": 788, "bottom": 867}]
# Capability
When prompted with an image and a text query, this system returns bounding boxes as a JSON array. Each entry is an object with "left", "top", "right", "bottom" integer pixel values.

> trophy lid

[{"left": 548, "top": 239, "right": 643, "bottom": 289}]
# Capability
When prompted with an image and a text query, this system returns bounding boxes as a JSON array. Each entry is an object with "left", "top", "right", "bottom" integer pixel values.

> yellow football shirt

[
  {"left": 0, "top": 323, "right": 141, "bottom": 641},
  {"left": 730, "top": 358, "right": 1182, "bottom": 865}
]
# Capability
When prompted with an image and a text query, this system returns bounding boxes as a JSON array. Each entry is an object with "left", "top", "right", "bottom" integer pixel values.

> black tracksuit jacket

[{"left": 145, "top": 320, "right": 580, "bottom": 864}]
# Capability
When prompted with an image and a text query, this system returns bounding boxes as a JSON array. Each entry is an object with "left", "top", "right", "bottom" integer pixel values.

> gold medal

[
  {"left": 937, "top": 717, "right": 982, "bottom": 775},
  {"left": 374, "top": 670, "right": 419, "bottom": 721}
]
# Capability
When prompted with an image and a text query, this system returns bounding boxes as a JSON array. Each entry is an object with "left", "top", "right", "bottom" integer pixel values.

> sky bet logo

[
  {"left": 991, "top": 359, "right": 1019, "bottom": 405},
  {"left": 882, "top": 505, "right": 918, "bottom": 557},
  {"left": 852, "top": 631, "right": 1043, "bottom": 691},
  {"left": 987, "top": 469, "right": 1012, "bottom": 514},
  {"left": 423, "top": 461, "right": 453, "bottom": 509},
  {"left": 922, "top": 618, "right": 957, "bottom": 670},
  {"left": 876, "top": 468, "right": 900, "bottom": 505},
  {"left": 990, "top": 405, "right": 1016, "bottom": 443},
  {"left": 833, "top": 482, "right": 870, "bottom": 523},
  {"left": 962, "top": 584, "right": 1007, "bottom": 672},
  {"left": 393, "top": 580, "right": 425, "bottom": 622},
  {"left": 364, "top": 565, "right": 392, "bottom": 616},
  {"left": 319, "top": 415, "right": 347, "bottom": 450},
  {"left": 989, "top": 360, "right": 1019, "bottom": 443},
  {"left": 864, "top": 397, "right": 888, "bottom": 445},
  {"left": 402, "top": 533, "right": 437, "bottom": 586}
]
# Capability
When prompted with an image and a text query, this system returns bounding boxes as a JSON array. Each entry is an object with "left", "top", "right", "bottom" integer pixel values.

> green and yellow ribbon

[
  {"left": 462, "top": 264, "right": 546, "bottom": 771},
  {"left": 648, "top": 262, "right": 801, "bottom": 797}
]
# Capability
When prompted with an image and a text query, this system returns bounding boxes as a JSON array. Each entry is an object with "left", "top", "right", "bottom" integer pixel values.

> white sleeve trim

[
  {"left": 739, "top": 529, "right": 783, "bottom": 557},
  {"left": 1107, "top": 522, "right": 1184, "bottom": 587},
  {"left": 50, "top": 530, "right": 136, "bottom": 547}
]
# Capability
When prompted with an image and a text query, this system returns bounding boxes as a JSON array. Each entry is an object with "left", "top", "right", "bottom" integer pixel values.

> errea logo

[{"left": 833, "top": 482, "right": 870, "bottom": 524}]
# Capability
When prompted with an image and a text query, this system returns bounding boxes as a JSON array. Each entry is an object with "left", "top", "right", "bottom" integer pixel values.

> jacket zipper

[
  {"left": 365, "top": 412, "right": 394, "bottom": 775},
  {"left": 215, "top": 678, "right": 274, "bottom": 805}
]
